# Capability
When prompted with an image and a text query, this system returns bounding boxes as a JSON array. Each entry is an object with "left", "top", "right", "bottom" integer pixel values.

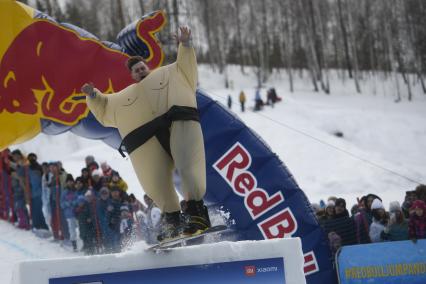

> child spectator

[
  {"left": 75, "top": 193, "right": 96, "bottom": 255},
  {"left": 369, "top": 199, "right": 388, "bottom": 242},
  {"left": 408, "top": 200, "right": 426, "bottom": 242},
  {"left": 109, "top": 172, "right": 128, "bottom": 193},
  {"left": 97, "top": 187, "right": 111, "bottom": 253},
  {"left": 107, "top": 187, "right": 123, "bottom": 252},
  {"left": 382, "top": 201, "right": 409, "bottom": 241},
  {"left": 120, "top": 205, "right": 133, "bottom": 248},
  {"left": 74, "top": 177, "right": 87, "bottom": 196},
  {"left": 142, "top": 194, "right": 162, "bottom": 244},
  {"left": 60, "top": 174, "right": 78, "bottom": 251}
]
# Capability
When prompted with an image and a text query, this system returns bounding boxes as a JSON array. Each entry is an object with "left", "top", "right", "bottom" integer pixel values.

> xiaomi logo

[{"left": 245, "top": 265, "right": 256, "bottom": 277}]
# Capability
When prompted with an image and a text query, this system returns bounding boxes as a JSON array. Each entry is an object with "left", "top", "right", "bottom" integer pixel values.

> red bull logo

[
  {"left": 0, "top": 0, "right": 166, "bottom": 150},
  {"left": 0, "top": 20, "right": 131, "bottom": 124}
]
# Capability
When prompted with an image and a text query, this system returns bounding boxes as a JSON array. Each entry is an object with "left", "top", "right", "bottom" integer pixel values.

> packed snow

[{"left": 2, "top": 65, "right": 425, "bottom": 283}]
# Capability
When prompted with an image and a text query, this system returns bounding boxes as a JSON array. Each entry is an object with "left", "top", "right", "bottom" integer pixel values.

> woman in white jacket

[{"left": 369, "top": 199, "right": 388, "bottom": 242}]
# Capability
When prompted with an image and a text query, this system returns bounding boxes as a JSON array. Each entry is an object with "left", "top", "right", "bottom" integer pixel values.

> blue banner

[
  {"left": 196, "top": 91, "right": 335, "bottom": 284},
  {"left": 49, "top": 257, "right": 286, "bottom": 284},
  {"left": 337, "top": 240, "right": 426, "bottom": 284}
]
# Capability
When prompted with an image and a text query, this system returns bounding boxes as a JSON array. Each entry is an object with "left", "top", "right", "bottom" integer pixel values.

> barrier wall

[
  {"left": 337, "top": 239, "right": 426, "bottom": 284},
  {"left": 12, "top": 238, "right": 306, "bottom": 284}
]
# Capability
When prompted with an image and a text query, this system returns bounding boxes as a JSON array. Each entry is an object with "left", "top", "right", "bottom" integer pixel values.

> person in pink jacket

[{"left": 81, "top": 26, "right": 210, "bottom": 242}]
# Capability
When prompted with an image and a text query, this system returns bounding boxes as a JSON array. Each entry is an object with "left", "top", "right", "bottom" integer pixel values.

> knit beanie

[
  {"left": 389, "top": 201, "right": 401, "bottom": 213},
  {"left": 371, "top": 199, "right": 384, "bottom": 210}
]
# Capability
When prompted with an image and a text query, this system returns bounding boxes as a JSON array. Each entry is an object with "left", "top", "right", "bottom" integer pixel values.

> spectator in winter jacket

[
  {"left": 90, "top": 169, "right": 103, "bottom": 192},
  {"left": 239, "top": 91, "right": 246, "bottom": 112},
  {"left": 75, "top": 193, "right": 96, "bottom": 255},
  {"left": 79, "top": 168, "right": 93, "bottom": 190},
  {"left": 320, "top": 200, "right": 335, "bottom": 221},
  {"left": 60, "top": 174, "right": 78, "bottom": 251},
  {"left": 41, "top": 162, "right": 53, "bottom": 230},
  {"left": 120, "top": 205, "right": 133, "bottom": 248},
  {"left": 402, "top": 190, "right": 417, "bottom": 218},
  {"left": 97, "top": 187, "right": 112, "bottom": 253},
  {"left": 109, "top": 172, "right": 128, "bottom": 193},
  {"left": 369, "top": 199, "right": 388, "bottom": 242},
  {"left": 227, "top": 95, "right": 232, "bottom": 109},
  {"left": 107, "top": 187, "right": 123, "bottom": 252},
  {"left": 27, "top": 153, "right": 48, "bottom": 230},
  {"left": 142, "top": 194, "right": 162, "bottom": 244},
  {"left": 382, "top": 201, "right": 409, "bottom": 242},
  {"left": 49, "top": 162, "right": 68, "bottom": 241},
  {"left": 74, "top": 177, "right": 87, "bottom": 196},
  {"left": 85, "top": 155, "right": 99, "bottom": 173},
  {"left": 0, "top": 149, "right": 13, "bottom": 221},
  {"left": 408, "top": 200, "right": 426, "bottom": 242},
  {"left": 100, "top": 161, "right": 114, "bottom": 182},
  {"left": 10, "top": 169, "right": 30, "bottom": 230},
  {"left": 321, "top": 198, "right": 357, "bottom": 246},
  {"left": 353, "top": 196, "right": 371, "bottom": 244}
]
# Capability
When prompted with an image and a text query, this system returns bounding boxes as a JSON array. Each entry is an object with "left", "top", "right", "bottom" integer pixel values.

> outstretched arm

[
  {"left": 175, "top": 26, "right": 198, "bottom": 92},
  {"left": 81, "top": 83, "right": 116, "bottom": 127}
]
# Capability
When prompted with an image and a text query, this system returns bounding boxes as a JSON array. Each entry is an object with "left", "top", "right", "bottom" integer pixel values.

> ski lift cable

[{"left": 203, "top": 88, "right": 424, "bottom": 186}]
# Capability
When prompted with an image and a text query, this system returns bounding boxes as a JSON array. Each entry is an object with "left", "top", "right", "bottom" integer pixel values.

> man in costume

[{"left": 81, "top": 26, "right": 210, "bottom": 241}]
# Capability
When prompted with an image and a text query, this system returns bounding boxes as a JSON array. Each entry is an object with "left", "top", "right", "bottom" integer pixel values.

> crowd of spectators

[
  {"left": 312, "top": 185, "right": 426, "bottom": 259},
  {"left": 1, "top": 148, "right": 425, "bottom": 259},
  {"left": 0, "top": 148, "right": 162, "bottom": 255}
]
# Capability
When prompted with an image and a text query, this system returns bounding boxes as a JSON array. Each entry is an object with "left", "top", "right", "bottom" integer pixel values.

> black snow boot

[
  {"left": 157, "top": 211, "right": 183, "bottom": 242},
  {"left": 183, "top": 200, "right": 211, "bottom": 236}
]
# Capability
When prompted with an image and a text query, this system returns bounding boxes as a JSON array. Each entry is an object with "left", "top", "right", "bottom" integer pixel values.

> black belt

[{"left": 118, "top": 105, "right": 200, "bottom": 158}]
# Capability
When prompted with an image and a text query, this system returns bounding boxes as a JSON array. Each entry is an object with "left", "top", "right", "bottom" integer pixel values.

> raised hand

[
  {"left": 81, "top": 82, "right": 95, "bottom": 96},
  {"left": 174, "top": 26, "right": 191, "bottom": 45}
]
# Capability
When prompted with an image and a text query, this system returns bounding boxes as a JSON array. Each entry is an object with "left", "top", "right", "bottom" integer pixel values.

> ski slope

[{"left": 2, "top": 65, "right": 425, "bottom": 283}]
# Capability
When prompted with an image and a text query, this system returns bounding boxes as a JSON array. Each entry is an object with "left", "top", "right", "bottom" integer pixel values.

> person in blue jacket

[
  {"left": 61, "top": 174, "right": 79, "bottom": 251},
  {"left": 27, "top": 153, "right": 48, "bottom": 230}
]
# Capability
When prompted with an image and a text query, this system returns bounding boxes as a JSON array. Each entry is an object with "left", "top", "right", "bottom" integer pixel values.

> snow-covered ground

[{"left": 2, "top": 65, "right": 425, "bottom": 283}]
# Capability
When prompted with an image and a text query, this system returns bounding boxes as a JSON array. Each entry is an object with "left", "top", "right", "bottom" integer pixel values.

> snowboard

[{"left": 147, "top": 225, "right": 228, "bottom": 251}]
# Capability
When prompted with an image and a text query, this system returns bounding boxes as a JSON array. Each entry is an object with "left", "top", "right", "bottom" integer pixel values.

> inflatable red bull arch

[{"left": 0, "top": 1, "right": 335, "bottom": 283}]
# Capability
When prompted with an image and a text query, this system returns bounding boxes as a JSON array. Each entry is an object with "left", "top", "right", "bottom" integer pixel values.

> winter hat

[
  {"left": 411, "top": 200, "right": 426, "bottom": 211},
  {"left": 326, "top": 200, "right": 335, "bottom": 208},
  {"left": 389, "top": 201, "right": 402, "bottom": 213},
  {"left": 335, "top": 198, "right": 346, "bottom": 208},
  {"left": 100, "top": 187, "right": 109, "bottom": 195},
  {"left": 112, "top": 171, "right": 120, "bottom": 177},
  {"left": 371, "top": 199, "right": 384, "bottom": 210},
  {"left": 66, "top": 174, "right": 74, "bottom": 183},
  {"left": 120, "top": 205, "right": 129, "bottom": 212},
  {"left": 28, "top": 153, "right": 37, "bottom": 160},
  {"left": 84, "top": 189, "right": 94, "bottom": 198},
  {"left": 92, "top": 169, "right": 102, "bottom": 177}
]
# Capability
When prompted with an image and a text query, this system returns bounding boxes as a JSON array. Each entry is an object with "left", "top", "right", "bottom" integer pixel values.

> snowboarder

[{"left": 81, "top": 26, "right": 211, "bottom": 242}]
